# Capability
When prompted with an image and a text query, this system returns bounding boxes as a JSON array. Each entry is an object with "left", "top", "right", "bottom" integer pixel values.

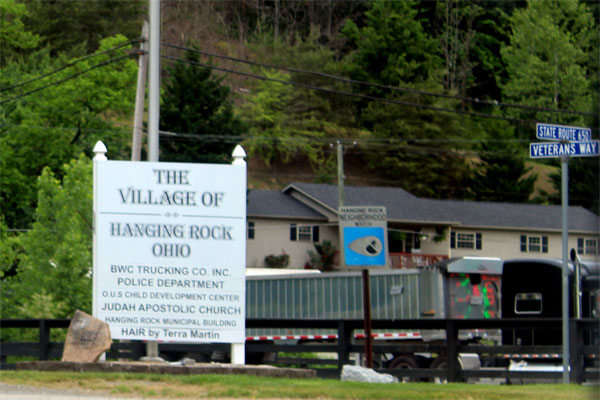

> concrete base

[{"left": 16, "top": 361, "right": 316, "bottom": 379}]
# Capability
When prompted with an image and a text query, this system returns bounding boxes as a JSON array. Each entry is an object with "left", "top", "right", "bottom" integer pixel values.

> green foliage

[
  {"left": 23, "top": 0, "right": 144, "bottom": 55},
  {"left": 1, "top": 35, "right": 137, "bottom": 228},
  {"left": 359, "top": 98, "right": 476, "bottom": 199},
  {"left": 501, "top": 0, "right": 595, "bottom": 128},
  {"left": 241, "top": 69, "right": 330, "bottom": 167},
  {"left": 160, "top": 51, "right": 248, "bottom": 164},
  {"left": 264, "top": 252, "right": 290, "bottom": 268},
  {"left": 0, "top": 0, "right": 39, "bottom": 66},
  {"left": 241, "top": 30, "right": 358, "bottom": 180},
  {"left": 342, "top": 1, "right": 441, "bottom": 90},
  {"left": 469, "top": 119, "right": 536, "bottom": 203},
  {"left": 539, "top": 158, "right": 600, "bottom": 215},
  {"left": 4, "top": 155, "right": 94, "bottom": 319},
  {"left": 307, "top": 240, "right": 338, "bottom": 271}
]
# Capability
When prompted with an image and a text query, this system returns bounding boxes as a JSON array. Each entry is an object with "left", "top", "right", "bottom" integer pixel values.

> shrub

[
  {"left": 307, "top": 240, "right": 337, "bottom": 271},
  {"left": 264, "top": 252, "right": 290, "bottom": 268}
]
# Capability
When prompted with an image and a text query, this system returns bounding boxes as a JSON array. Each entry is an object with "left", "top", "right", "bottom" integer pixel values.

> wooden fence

[{"left": 1, "top": 318, "right": 598, "bottom": 383}]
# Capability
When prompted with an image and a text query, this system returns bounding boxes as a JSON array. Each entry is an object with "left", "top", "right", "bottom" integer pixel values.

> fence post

[
  {"left": 569, "top": 319, "right": 583, "bottom": 383},
  {"left": 39, "top": 320, "right": 50, "bottom": 361},
  {"left": 446, "top": 319, "right": 459, "bottom": 382},
  {"left": 337, "top": 320, "right": 351, "bottom": 374}
]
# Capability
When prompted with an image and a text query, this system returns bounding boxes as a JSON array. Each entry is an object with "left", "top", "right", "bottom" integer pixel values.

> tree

[
  {"left": 1, "top": 35, "right": 137, "bottom": 228},
  {"left": 2, "top": 156, "right": 93, "bottom": 319},
  {"left": 342, "top": 0, "right": 441, "bottom": 92},
  {"left": 469, "top": 119, "right": 537, "bottom": 203},
  {"left": 0, "top": 0, "right": 39, "bottom": 66},
  {"left": 23, "top": 0, "right": 144, "bottom": 55},
  {"left": 500, "top": 0, "right": 595, "bottom": 128},
  {"left": 159, "top": 51, "right": 248, "bottom": 164},
  {"left": 540, "top": 158, "right": 600, "bottom": 215},
  {"left": 340, "top": 1, "right": 476, "bottom": 198}
]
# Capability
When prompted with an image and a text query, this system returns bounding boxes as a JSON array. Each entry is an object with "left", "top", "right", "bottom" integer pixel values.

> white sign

[
  {"left": 536, "top": 123, "right": 592, "bottom": 142},
  {"left": 339, "top": 206, "right": 388, "bottom": 267},
  {"left": 93, "top": 160, "right": 246, "bottom": 343}
]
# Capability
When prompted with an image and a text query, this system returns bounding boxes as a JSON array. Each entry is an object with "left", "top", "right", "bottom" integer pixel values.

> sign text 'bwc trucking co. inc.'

[
  {"left": 339, "top": 206, "right": 388, "bottom": 267},
  {"left": 93, "top": 160, "right": 246, "bottom": 343}
]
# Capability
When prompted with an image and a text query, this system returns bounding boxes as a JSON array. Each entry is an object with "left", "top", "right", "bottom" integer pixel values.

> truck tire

[
  {"left": 388, "top": 355, "right": 418, "bottom": 382},
  {"left": 429, "top": 356, "right": 465, "bottom": 384}
]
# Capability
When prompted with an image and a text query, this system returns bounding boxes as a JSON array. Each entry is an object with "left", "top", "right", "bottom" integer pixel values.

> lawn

[{"left": 0, "top": 370, "right": 597, "bottom": 399}]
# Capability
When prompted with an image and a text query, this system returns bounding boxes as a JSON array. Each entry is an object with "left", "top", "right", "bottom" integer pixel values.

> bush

[
  {"left": 264, "top": 252, "right": 290, "bottom": 268},
  {"left": 307, "top": 240, "right": 337, "bottom": 271}
]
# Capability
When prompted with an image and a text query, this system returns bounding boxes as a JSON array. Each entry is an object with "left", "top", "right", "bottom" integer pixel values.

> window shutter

[
  {"left": 312, "top": 225, "right": 320, "bottom": 242},
  {"left": 577, "top": 238, "right": 584, "bottom": 254},
  {"left": 542, "top": 236, "right": 548, "bottom": 253},
  {"left": 247, "top": 221, "right": 255, "bottom": 240},
  {"left": 520, "top": 235, "right": 527, "bottom": 252},
  {"left": 476, "top": 233, "right": 482, "bottom": 250},
  {"left": 450, "top": 232, "right": 456, "bottom": 248},
  {"left": 290, "top": 224, "right": 297, "bottom": 241}
]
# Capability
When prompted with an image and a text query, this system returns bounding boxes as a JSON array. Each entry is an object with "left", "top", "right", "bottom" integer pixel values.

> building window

[
  {"left": 247, "top": 221, "right": 255, "bottom": 240},
  {"left": 520, "top": 235, "right": 548, "bottom": 253},
  {"left": 578, "top": 238, "right": 598, "bottom": 255},
  {"left": 290, "top": 224, "right": 319, "bottom": 242},
  {"left": 451, "top": 232, "right": 482, "bottom": 250}
]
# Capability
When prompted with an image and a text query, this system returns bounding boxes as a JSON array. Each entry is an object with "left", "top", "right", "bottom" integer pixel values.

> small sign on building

[{"left": 339, "top": 206, "right": 388, "bottom": 267}]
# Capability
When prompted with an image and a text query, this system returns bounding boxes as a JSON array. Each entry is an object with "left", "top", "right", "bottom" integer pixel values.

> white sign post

[{"left": 93, "top": 142, "right": 247, "bottom": 362}]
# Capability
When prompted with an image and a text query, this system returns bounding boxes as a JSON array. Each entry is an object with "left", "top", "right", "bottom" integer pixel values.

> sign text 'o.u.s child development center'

[{"left": 93, "top": 160, "right": 246, "bottom": 343}]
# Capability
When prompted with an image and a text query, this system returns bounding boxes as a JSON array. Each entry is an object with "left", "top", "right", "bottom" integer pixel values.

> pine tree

[{"left": 159, "top": 52, "right": 247, "bottom": 164}]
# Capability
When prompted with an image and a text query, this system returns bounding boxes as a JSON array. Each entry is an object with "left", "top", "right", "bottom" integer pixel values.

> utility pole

[
  {"left": 337, "top": 141, "right": 344, "bottom": 207},
  {"left": 131, "top": 21, "right": 148, "bottom": 161},
  {"left": 148, "top": 0, "right": 160, "bottom": 162},
  {"left": 144, "top": 0, "right": 161, "bottom": 361}
]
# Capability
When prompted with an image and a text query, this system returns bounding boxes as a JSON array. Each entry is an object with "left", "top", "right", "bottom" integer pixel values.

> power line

[
  {"left": 160, "top": 54, "right": 555, "bottom": 126},
  {"left": 158, "top": 131, "right": 533, "bottom": 158},
  {"left": 0, "top": 39, "right": 142, "bottom": 93},
  {"left": 162, "top": 42, "right": 598, "bottom": 118},
  {"left": 0, "top": 52, "right": 139, "bottom": 105}
]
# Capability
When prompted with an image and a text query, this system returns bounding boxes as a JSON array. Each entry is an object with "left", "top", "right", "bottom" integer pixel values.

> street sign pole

[
  {"left": 561, "top": 155, "right": 569, "bottom": 383},
  {"left": 530, "top": 122, "right": 598, "bottom": 384}
]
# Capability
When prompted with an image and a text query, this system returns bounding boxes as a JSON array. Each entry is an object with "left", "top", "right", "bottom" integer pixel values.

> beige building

[{"left": 246, "top": 183, "right": 599, "bottom": 269}]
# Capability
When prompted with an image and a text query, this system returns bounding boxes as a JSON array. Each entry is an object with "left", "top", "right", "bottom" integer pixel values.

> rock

[
  {"left": 341, "top": 365, "right": 397, "bottom": 383},
  {"left": 61, "top": 310, "right": 112, "bottom": 363}
]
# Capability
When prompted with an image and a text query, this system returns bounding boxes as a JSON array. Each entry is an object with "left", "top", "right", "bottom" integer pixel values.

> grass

[{"left": 0, "top": 370, "right": 597, "bottom": 399}]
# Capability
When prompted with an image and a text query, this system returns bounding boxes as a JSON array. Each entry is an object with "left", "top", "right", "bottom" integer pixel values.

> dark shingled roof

[
  {"left": 247, "top": 189, "right": 325, "bottom": 220},
  {"left": 249, "top": 183, "right": 599, "bottom": 232}
]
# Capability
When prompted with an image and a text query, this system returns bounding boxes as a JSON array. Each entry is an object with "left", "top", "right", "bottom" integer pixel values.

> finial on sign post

[
  {"left": 93, "top": 141, "right": 107, "bottom": 161},
  {"left": 232, "top": 144, "right": 246, "bottom": 166}
]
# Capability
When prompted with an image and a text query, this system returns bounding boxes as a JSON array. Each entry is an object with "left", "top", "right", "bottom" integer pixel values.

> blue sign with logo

[{"left": 343, "top": 227, "right": 386, "bottom": 266}]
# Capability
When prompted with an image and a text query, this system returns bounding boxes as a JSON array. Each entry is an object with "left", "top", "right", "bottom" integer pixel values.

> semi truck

[
  {"left": 245, "top": 256, "right": 504, "bottom": 372},
  {"left": 244, "top": 256, "right": 599, "bottom": 376}
]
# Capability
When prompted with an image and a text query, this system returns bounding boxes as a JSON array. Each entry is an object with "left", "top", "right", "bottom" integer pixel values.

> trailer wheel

[
  {"left": 429, "top": 356, "right": 449, "bottom": 384},
  {"left": 388, "top": 355, "right": 418, "bottom": 382},
  {"left": 429, "top": 356, "right": 466, "bottom": 384}
]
